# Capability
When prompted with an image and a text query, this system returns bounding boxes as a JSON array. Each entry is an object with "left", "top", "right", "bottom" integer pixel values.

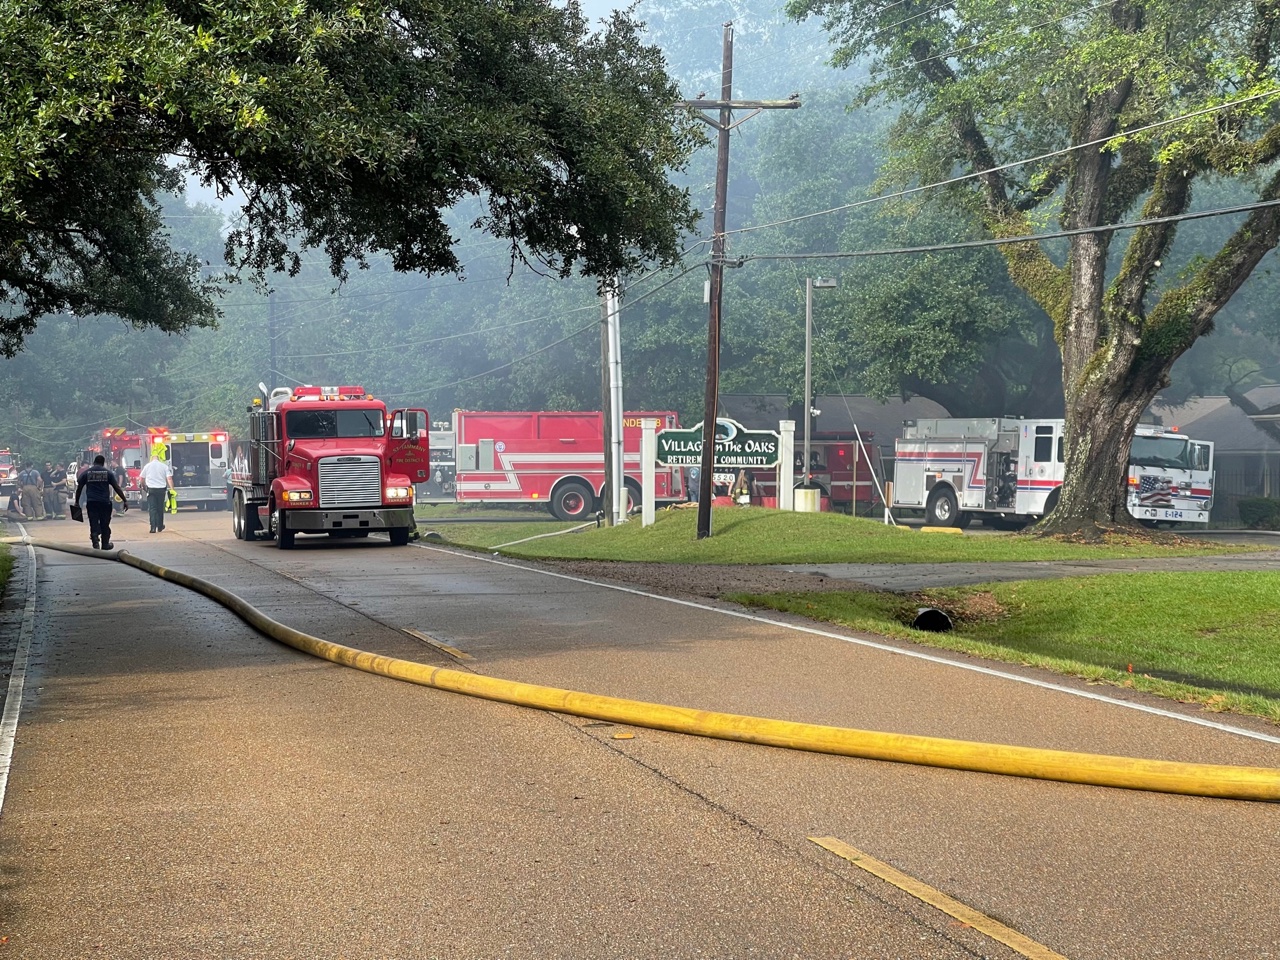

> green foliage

[
  {"left": 1237, "top": 497, "right": 1280, "bottom": 529},
  {"left": 0, "top": 0, "right": 701, "bottom": 354},
  {"left": 786, "top": 0, "right": 1280, "bottom": 527}
]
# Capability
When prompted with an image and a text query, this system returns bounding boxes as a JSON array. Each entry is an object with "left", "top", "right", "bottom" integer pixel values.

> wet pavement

[{"left": 0, "top": 512, "right": 1278, "bottom": 959}]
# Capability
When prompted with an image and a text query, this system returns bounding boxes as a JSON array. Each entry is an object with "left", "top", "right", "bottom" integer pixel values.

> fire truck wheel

[
  {"left": 551, "top": 481, "right": 594, "bottom": 521},
  {"left": 925, "top": 486, "right": 960, "bottom": 527},
  {"left": 623, "top": 480, "right": 642, "bottom": 515},
  {"left": 274, "top": 509, "right": 295, "bottom": 549},
  {"left": 1039, "top": 487, "right": 1061, "bottom": 521},
  {"left": 388, "top": 526, "right": 411, "bottom": 546},
  {"left": 233, "top": 494, "right": 248, "bottom": 540}
]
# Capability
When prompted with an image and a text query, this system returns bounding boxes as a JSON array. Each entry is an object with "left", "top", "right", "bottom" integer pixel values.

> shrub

[{"left": 1237, "top": 497, "right": 1280, "bottom": 530}]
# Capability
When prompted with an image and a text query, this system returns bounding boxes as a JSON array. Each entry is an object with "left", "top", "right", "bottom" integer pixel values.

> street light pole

[{"left": 802, "top": 277, "right": 837, "bottom": 490}]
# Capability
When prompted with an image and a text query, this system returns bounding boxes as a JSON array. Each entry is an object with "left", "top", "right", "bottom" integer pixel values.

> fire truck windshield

[
  {"left": 286, "top": 408, "right": 385, "bottom": 439},
  {"left": 1129, "top": 435, "right": 1191, "bottom": 470}
]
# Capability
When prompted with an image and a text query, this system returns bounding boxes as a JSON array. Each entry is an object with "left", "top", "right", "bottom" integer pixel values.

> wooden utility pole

[
  {"left": 675, "top": 23, "right": 800, "bottom": 539},
  {"left": 268, "top": 290, "right": 277, "bottom": 391}
]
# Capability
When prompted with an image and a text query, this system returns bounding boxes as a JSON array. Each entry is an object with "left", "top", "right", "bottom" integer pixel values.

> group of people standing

[
  {"left": 4, "top": 450, "right": 174, "bottom": 551},
  {"left": 5, "top": 460, "right": 72, "bottom": 521}
]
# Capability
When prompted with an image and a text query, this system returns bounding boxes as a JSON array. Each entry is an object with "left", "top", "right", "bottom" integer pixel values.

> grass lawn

[
  {"left": 414, "top": 503, "right": 583, "bottom": 548},
  {"left": 732, "top": 572, "right": 1280, "bottom": 722},
  {"left": 488, "top": 506, "right": 1254, "bottom": 564},
  {"left": 428, "top": 508, "right": 1279, "bottom": 721}
]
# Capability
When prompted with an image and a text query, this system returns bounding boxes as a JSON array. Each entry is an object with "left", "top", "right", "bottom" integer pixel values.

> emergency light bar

[
  {"left": 146, "top": 432, "right": 228, "bottom": 443},
  {"left": 290, "top": 385, "right": 369, "bottom": 402}
]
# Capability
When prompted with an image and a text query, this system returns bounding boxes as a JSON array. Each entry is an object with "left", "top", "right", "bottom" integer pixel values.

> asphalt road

[{"left": 1, "top": 511, "right": 1278, "bottom": 959}]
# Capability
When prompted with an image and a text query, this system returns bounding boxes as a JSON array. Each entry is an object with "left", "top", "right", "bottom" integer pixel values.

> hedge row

[{"left": 1237, "top": 497, "right": 1280, "bottom": 530}]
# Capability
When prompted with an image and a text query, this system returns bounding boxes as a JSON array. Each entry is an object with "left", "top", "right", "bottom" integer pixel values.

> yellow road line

[
  {"left": 402, "top": 627, "right": 474, "bottom": 661},
  {"left": 810, "top": 837, "right": 1070, "bottom": 960}
]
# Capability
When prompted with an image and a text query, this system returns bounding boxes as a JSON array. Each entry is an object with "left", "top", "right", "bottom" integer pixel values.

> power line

[
  {"left": 377, "top": 262, "right": 707, "bottom": 402},
  {"left": 727, "top": 89, "right": 1280, "bottom": 239},
  {"left": 731, "top": 196, "right": 1280, "bottom": 264}
]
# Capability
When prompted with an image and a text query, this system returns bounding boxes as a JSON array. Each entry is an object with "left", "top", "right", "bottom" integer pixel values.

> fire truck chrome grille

[{"left": 318, "top": 456, "right": 382, "bottom": 507}]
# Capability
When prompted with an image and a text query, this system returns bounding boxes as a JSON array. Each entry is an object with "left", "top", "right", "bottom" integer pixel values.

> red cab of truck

[{"left": 229, "top": 385, "right": 430, "bottom": 547}]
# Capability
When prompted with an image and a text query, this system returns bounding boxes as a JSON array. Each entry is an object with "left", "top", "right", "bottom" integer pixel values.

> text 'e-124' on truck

[
  {"left": 229, "top": 385, "right": 429, "bottom": 548},
  {"left": 891, "top": 417, "right": 1214, "bottom": 529}
]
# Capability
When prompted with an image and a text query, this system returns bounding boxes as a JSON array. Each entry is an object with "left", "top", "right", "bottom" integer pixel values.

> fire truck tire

[
  {"left": 1040, "top": 487, "right": 1061, "bottom": 520},
  {"left": 233, "top": 493, "right": 250, "bottom": 540},
  {"left": 602, "top": 480, "right": 643, "bottom": 516},
  {"left": 274, "top": 509, "right": 295, "bottom": 549},
  {"left": 925, "top": 486, "right": 960, "bottom": 527},
  {"left": 550, "top": 481, "right": 595, "bottom": 521},
  {"left": 388, "top": 526, "right": 411, "bottom": 546}
]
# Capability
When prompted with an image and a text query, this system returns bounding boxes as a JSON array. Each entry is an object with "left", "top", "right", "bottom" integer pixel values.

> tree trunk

[{"left": 1047, "top": 383, "right": 1150, "bottom": 537}]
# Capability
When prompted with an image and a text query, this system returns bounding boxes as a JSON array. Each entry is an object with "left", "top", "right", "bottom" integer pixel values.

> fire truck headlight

[
  {"left": 282, "top": 490, "right": 313, "bottom": 502},
  {"left": 384, "top": 485, "right": 412, "bottom": 500}
]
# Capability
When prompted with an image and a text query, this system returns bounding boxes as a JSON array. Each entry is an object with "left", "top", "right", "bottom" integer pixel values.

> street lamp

[{"left": 802, "top": 277, "right": 838, "bottom": 489}]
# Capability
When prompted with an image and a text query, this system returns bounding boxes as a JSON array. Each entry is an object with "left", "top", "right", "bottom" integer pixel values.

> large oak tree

[
  {"left": 790, "top": 0, "right": 1280, "bottom": 536},
  {"left": 0, "top": 0, "right": 700, "bottom": 356}
]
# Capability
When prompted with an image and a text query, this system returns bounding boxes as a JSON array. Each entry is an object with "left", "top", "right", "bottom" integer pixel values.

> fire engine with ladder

[
  {"left": 229, "top": 384, "right": 430, "bottom": 547},
  {"left": 891, "top": 417, "right": 1215, "bottom": 527},
  {"left": 418, "top": 410, "right": 686, "bottom": 521}
]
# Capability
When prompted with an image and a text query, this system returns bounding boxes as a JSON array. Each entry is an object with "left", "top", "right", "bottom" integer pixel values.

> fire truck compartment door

[
  {"left": 387, "top": 408, "right": 432, "bottom": 480},
  {"left": 477, "top": 439, "right": 496, "bottom": 471},
  {"left": 457, "top": 444, "right": 478, "bottom": 471},
  {"left": 893, "top": 453, "right": 925, "bottom": 506}
]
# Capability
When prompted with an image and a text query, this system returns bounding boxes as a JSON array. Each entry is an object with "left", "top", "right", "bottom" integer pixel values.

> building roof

[
  {"left": 719, "top": 394, "right": 791, "bottom": 426},
  {"left": 1149, "top": 389, "right": 1280, "bottom": 453},
  {"left": 718, "top": 393, "right": 951, "bottom": 446}
]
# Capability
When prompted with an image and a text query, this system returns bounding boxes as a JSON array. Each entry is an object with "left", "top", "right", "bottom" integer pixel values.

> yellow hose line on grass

[{"left": 8, "top": 536, "right": 1280, "bottom": 801}]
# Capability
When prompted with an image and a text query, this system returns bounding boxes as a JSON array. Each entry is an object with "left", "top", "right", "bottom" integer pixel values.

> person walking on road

[
  {"left": 74, "top": 455, "right": 128, "bottom": 550},
  {"left": 139, "top": 450, "right": 173, "bottom": 533}
]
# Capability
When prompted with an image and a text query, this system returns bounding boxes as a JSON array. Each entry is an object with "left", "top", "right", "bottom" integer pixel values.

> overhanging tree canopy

[
  {"left": 790, "top": 0, "right": 1280, "bottom": 535},
  {"left": 0, "top": 0, "right": 701, "bottom": 356}
]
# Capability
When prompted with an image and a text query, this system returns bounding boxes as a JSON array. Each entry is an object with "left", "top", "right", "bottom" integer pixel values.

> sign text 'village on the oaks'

[{"left": 655, "top": 419, "right": 781, "bottom": 469}]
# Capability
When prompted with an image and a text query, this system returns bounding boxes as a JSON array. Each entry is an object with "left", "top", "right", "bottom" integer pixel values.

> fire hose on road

[{"left": 6, "top": 534, "right": 1280, "bottom": 802}]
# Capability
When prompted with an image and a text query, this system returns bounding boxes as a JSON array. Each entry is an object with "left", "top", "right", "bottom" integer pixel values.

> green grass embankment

[
  {"left": 431, "top": 507, "right": 1280, "bottom": 722},
  {"left": 486, "top": 506, "right": 1250, "bottom": 564},
  {"left": 733, "top": 573, "right": 1280, "bottom": 722}
]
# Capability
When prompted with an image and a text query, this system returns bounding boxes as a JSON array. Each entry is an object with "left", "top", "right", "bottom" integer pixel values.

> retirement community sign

[{"left": 656, "top": 419, "right": 780, "bottom": 469}]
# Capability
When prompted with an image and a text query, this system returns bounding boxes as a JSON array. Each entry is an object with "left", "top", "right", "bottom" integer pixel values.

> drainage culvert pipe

[{"left": 13, "top": 538, "right": 1280, "bottom": 802}]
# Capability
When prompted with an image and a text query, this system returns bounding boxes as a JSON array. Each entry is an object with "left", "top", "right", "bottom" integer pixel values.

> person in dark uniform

[
  {"left": 74, "top": 454, "right": 128, "bottom": 550},
  {"left": 44, "top": 461, "right": 68, "bottom": 518}
]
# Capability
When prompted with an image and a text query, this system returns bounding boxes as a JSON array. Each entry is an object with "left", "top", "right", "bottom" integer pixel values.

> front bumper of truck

[{"left": 284, "top": 507, "right": 414, "bottom": 531}]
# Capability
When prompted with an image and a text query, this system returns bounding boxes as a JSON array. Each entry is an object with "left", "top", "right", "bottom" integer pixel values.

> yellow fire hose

[{"left": 6, "top": 535, "right": 1280, "bottom": 801}]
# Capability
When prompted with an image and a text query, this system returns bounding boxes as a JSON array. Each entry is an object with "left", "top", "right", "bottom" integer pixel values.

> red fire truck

[
  {"left": 420, "top": 410, "right": 685, "bottom": 520},
  {"left": 94, "top": 428, "right": 147, "bottom": 504},
  {"left": 748, "top": 436, "right": 881, "bottom": 513},
  {"left": 0, "top": 448, "right": 17, "bottom": 496},
  {"left": 229, "top": 385, "right": 430, "bottom": 547}
]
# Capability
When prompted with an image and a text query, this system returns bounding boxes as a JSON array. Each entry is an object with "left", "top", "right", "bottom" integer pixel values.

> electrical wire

[
  {"left": 729, "top": 196, "right": 1280, "bottom": 265},
  {"left": 377, "top": 261, "right": 708, "bottom": 402},
  {"left": 727, "top": 89, "right": 1280, "bottom": 239}
]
